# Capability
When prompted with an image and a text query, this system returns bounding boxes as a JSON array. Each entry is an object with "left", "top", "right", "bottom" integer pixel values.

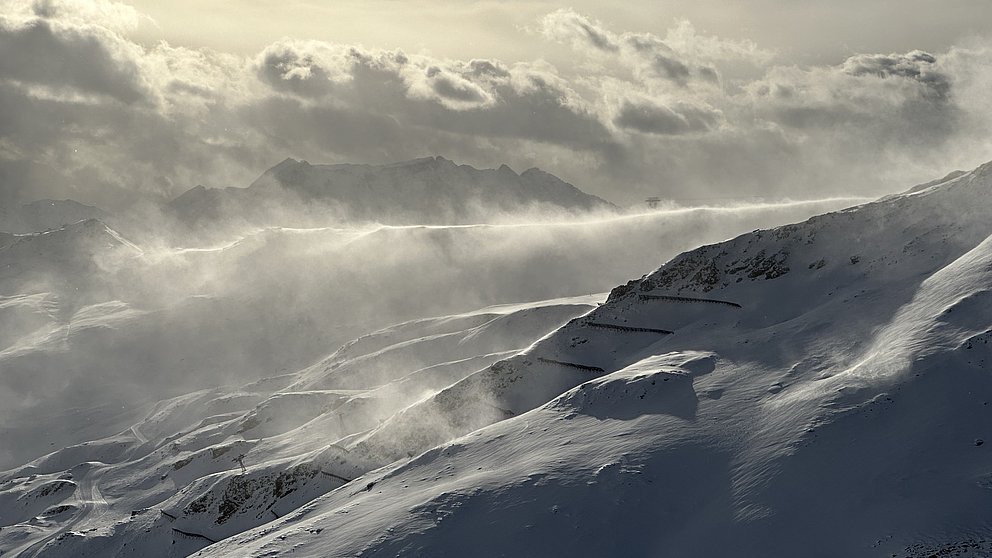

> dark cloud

[
  {"left": 698, "top": 66, "right": 720, "bottom": 83},
  {"left": 614, "top": 99, "right": 721, "bottom": 135},
  {"left": 257, "top": 43, "right": 336, "bottom": 97},
  {"left": 0, "top": 17, "right": 147, "bottom": 104},
  {"left": 467, "top": 59, "right": 510, "bottom": 79},
  {"left": 430, "top": 73, "right": 489, "bottom": 103},
  {"left": 417, "top": 65, "right": 493, "bottom": 107},
  {"left": 842, "top": 50, "right": 951, "bottom": 101},
  {"left": 577, "top": 21, "right": 618, "bottom": 51},
  {"left": 649, "top": 54, "right": 692, "bottom": 84},
  {"left": 621, "top": 34, "right": 695, "bottom": 86}
]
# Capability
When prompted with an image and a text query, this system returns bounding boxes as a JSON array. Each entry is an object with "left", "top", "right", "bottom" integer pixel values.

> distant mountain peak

[
  {"left": 167, "top": 155, "right": 617, "bottom": 229},
  {"left": 274, "top": 157, "right": 301, "bottom": 167}
]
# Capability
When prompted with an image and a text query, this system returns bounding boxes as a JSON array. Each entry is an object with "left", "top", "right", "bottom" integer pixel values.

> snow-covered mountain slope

[
  {"left": 175, "top": 162, "right": 992, "bottom": 557},
  {"left": 0, "top": 221, "right": 143, "bottom": 360},
  {"left": 2, "top": 161, "right": 989, "bottom": 557},
  {"left": 2, "top": 160, "right": 987, "bottom": 558},
  {"left": 0, "top": 219, "right": 140, "bottom": 296},
  {"left": 167, "top": 156, "right": 615, "bottom": 233},
  {"left": 0, "top": 295, "right": 601, "bottom": 558},
  {"left": 0, "top": 198, "right": 856, "bottom": 469},
  {"left": 0, "top": 200, "right": 109, "bottom": 234}
]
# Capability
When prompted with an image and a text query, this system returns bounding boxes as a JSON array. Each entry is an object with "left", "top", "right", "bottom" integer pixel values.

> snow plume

[
  {"left": 1, "top": 1, "right": 991, "bottom": 208},
  {"left": 0, "top": 194, "right": 866, "bottom": 467}
]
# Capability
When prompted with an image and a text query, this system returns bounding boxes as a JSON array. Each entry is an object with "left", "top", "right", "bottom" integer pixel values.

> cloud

[
  {"left": 841, "top": 50, "right": 951, "bottom": 100},
  {"left": 622, "top": 33, "right": 695, "bottom": 85},
  {"left": 0, "top": 15, "right": 149, "bottom": 104},
  {"left": 257, "top": 42, "right": 339, "bottom": 97},
  {"left": 249, "top": 40, "right": 614, "bottom": 151},
  {"left": 467, "top": 59, "right": 510, "bottom": 79},
  {"left": 254, "top": 41, "right": 397, "bottom": 100},
  {"left": 540, "top": 9, "right": 619, "bottom": 53},
  {"left": 540, "top": 10, "right": 768, "bottom": 89},
  {"left": 407, "top": 65, "right": 494, "bottom": 109},
  {"left": 613, "top": 98, "right": 721, "bottom": 135},
  {"left": 0, "top": 2, "right": 989, "bottom": 209},
  {"left": 747, "top": 49, "right": 960, "bottom": 144}
]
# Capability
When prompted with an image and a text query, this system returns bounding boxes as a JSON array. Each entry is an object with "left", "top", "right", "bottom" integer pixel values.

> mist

[{"left": 0, "top": 196, "right": 865, "bottom": 467}]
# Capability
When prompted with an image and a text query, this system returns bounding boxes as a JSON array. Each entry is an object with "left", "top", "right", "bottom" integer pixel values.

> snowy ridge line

[
  {"left": 638, "top": 294, "right": 743, "bottom": 308},
  {"left": 171, "top": 527, "right": 216, "bottom": 544},
  {"left": 160, "top": 509, "right": 177, "bottom": 521},
  {"left": 585, "top": 321, "right": 673, "bottom": 335},
  {"left": 536, "top": 357, "right": 606, "bottom": 373}
]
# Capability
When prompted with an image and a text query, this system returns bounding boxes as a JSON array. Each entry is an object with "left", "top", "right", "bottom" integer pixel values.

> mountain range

[
  {"left": 166, "top": 156, "right": 616, "bottom": 234},
  {"left": 1, "top": 157, "right": 615, "bottom": 241}
]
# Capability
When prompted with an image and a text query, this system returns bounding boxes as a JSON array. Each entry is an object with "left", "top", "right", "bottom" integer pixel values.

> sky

[{"left": 1, "top": 0, "right": 991, "bottom": 209}]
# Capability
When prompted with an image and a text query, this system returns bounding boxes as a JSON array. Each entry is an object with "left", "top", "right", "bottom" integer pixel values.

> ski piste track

[
  {"left": 17, "top": 464, "right": 110, "bottom": 558},
  {"left": 130, "top": 424, "right": 148, "bottom": 445}
]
